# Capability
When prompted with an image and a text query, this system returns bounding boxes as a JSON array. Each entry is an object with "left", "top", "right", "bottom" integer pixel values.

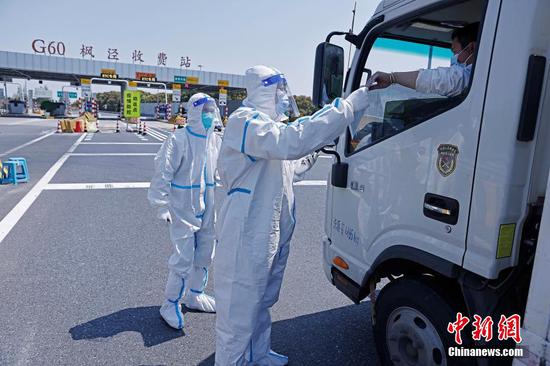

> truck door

[{"left": 328, "top": 0, "right": 501, "bottom": 284}]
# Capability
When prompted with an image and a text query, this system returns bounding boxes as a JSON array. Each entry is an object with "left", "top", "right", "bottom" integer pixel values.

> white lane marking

[
  {"left": 83, "top": 133, "right": 94, "bottom": 142},
  {"left": 294, "top": 180, "right": 327, "bottom": 186},
  {"left": 148, "top": 126, "right": 170, "bottom": 138},
  {"left": 45, "top": 182, "right": 150, "bottom": 190},
  {"left": 145, "top": 128, "right": 168, "bottom": 142},
  {"left": 37, "top": 180, "right": 326, "bottom": 191},
  {"left": 80, "top": 142, "right": 162, "bottom": 145},
  {"left": 319, "top": 155, "right": 333, "bottom": 159},
  {"left": 0, "top": 130, "right": 56, "bottom": 157},
  {"left": 68, "top": 153, "right": 156, "bottom": 156},
  {"left": 135, "top": 132, "right": 154, "bottom": 142},
  {"left": 0, "top": 134, "right": 86, "bottom": 244},
  {"left": 0, "top": 118, "right": 44, "bottom": 126}
]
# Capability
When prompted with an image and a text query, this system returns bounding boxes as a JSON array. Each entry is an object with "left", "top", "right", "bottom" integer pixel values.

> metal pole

[
  {"left": 347, "top": 2, "right": 357, "bottom": 70},
  {"left": 428, "top": 46, "right": 433, "bottom": 69}
]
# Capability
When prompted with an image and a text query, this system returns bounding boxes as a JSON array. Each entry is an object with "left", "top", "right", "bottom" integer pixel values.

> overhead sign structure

[
  {"left": 57, "top": 91, "right": 77, "bottom": 98},
  {"left": 34, "top": 88, "right": 52, "bottom": 99},
  {"left": 174, "top": 75, "right": 186, "bottom": 83},
  {"left": 186, "top": 76, "right": 199, "bottom": 84},
  {"left": 80, "top": 78, "right": 92, "bottom": 98},
  {"left": 136, "top": 72, "right": 157, "bottom": 82},
  {"left": 100, "top": 68, "right": 118, "bottom": 79},
  {"left": 219, "top": 88, "right": 227, "bottom": 106},
  {"left": 123, "top": 90, "right": 141, "bottom": 118},
  {"left": 218, "top": 80, "right": 229, "bottom": 87},
  {"left": 172, "top": 84, "right": 182, "bottom": 102}
]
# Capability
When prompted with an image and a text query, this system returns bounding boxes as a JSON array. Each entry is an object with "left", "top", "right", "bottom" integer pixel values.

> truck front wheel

[{"left": 374, "top": 277, "right": 473, "bottom": 366}]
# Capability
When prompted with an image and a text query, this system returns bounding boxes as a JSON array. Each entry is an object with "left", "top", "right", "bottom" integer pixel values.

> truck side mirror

[
  {"left": 312, "top": 42, "right": 345, "bottom": 108},
  {"left": 320, "top": 147, "right": 348, "bottom": 188}
]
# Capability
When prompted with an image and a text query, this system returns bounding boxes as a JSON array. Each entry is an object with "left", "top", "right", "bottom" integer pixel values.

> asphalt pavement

[{"left": 0, "top": 117, "right": 379, "bottom": 366}]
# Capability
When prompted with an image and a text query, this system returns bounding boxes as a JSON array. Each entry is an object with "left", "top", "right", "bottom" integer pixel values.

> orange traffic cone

[{"left": 56, "top": 120, "right": 62, "bottom": 133}]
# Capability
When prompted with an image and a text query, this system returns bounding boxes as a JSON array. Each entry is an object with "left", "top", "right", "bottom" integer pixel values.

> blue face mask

[
  {"left": 450, "top": 53, "right": 459, "bottom": 66},
  {"left": 276, "top": 90, "right": 290, "bottom": 115},
  {"left": 450, "top": 43, "right": 472, "bottom": 67},
  {"left": 201, "top": 112, "right": 214, "bottom": 130}
]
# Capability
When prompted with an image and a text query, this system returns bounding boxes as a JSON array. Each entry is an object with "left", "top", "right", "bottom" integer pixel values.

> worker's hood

[
  {"left": 185, "top": 93, "right": 221, "bottom": 135},
  {"left": 242, "top": 65, "right": 299, "bottom": 121}
]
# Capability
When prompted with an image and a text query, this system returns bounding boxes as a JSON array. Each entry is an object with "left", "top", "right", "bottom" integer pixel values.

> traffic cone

[
  {"left": 56, "top": 120, "right": 62, "bottom": 133},
  {"left": 142, "top": 121, "right": 147, "bottom": 135},
  {"left": 115, "top": 120, "right": 120, "bottom": 133}
]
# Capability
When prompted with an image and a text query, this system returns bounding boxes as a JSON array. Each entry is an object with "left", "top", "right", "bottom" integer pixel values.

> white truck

[{"left": 311, "top": 0, "right": 549, "bottom": 365}]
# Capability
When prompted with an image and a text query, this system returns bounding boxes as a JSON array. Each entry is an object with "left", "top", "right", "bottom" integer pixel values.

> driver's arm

[{"left": 368, "top": 71, "right": 419, "bottom": 90}]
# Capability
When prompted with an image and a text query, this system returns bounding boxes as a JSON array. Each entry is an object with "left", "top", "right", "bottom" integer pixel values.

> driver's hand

[{"left": 366, "top": 71, "right": 392, "bottom": 90}]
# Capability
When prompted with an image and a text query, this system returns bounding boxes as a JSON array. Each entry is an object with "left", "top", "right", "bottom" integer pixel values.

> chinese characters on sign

[
  {"left": 157, "top": 52, "right": 167, "bottom": 66},
  {"left": 31, "top": 40, "right": 195, "bottom": 67},
  {"left": 80, "top": 45, "right": 95, "bottom": 58},
  {"left": 447, "top": 313, "right": 522, "bottom": 345},
  {"left": 135, "top": 72, "right": 157, "bottom": 82},
  {"left": 123, "top": 90, "right": 141, "bottom": 118},
  {"left": 180, "top": 56, "right": 191, "bottom": 68},
  {"left": 132, "top": 50, "right": 144, "bottom": 63},
  {"left": 107, "top": 48, "right": 119, "bottom": 61},
  {"left": 100, "top": 68, "right": 118, "bottom": 79}
]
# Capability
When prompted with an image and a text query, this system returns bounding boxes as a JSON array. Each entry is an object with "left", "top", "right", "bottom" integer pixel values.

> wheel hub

[{"left": 386, "top": 306, "right": 446, "bottom": 366}]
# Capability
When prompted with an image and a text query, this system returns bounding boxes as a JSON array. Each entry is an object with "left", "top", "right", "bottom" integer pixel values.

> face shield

[{"left": 261, "top": 74, "right": 300, "bottom": 118}]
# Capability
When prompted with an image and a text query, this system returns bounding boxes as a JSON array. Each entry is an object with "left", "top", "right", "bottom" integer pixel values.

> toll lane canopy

[{"left": 0, "top": 51, "right": 245, "bottom": 91}]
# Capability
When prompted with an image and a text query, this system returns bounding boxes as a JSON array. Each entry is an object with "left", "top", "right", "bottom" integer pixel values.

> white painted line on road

[
  {"left": 0, "top": 118, "right": 45, "bottom": 126},
  {"left": 80, "top": 142, "right": 162, "bottom": 145},
  {"left": 319, "top": 155, "right": 333, "bottom": 159},
  {"left": 145, "top": 128, "right": 168, "bottom": 142},
  {"left": 0, "top": 130, "right": 56, "bottom": 157},
  {"left": 0, "top": 134, "right": 86, "bottom": 245},
  {"left": 83, "top": 133, "right": 94, "bottom": 142},
  {"left": 68, "top": 153, "right": 156, "bottom": 156},
  {"left": 149, "top": 126, "right": 170, "bottom": 138},
  {"left": 44, "top": 182, "right": 151, "bottom": 190},
  {"left": 135, "top": 132, "right": 153, "bottom": 142},
  {"left": 37, "top": 180, "right": 326, "bottom": 191},
  {"left": 294, "top": 180, "right": 327, "bottom": 186}
]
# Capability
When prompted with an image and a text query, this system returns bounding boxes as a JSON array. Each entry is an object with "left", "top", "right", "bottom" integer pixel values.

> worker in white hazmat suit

[
  {"left": 148, "top": 93, "right": 222, "bottom": 329},
  {"left": 214, "top": 65, "right": 370, "bottom": 365}
]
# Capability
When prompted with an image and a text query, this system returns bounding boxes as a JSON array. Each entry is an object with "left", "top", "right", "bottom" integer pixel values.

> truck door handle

[{"left": 423, "top": 193, "right": 459, "bottom": 225}]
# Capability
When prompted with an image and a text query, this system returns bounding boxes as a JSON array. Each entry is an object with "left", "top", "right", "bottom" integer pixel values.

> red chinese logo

[
  {"left": 447, "top": 312, "right": 470, "bottom": 345},
  {"left": 447, "top": 313, "right": 522, "bottom": 344},
  {"left": 472, "top": 315, "right": 494, "bottom": 342},
  {"left": 497, "top": 314, "right": 522, "bottom": 344}
]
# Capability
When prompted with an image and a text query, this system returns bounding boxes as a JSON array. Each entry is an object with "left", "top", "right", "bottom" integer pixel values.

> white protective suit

[
  {"left": 214, "top": 65, "right": 365, "bottom": 365},
  {"left": 148, "top": 93, "right": 222, "bottom": 329},
  {"left": 415, "top": 63, "right": 472, "bottom": 97}
]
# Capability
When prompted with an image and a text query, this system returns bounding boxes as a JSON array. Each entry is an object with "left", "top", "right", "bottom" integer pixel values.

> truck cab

[{"left": 313, "top": 0, "right": 549, "bottom": 364}]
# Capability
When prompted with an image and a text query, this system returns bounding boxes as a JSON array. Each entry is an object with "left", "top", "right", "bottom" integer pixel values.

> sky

[{"left": 0, "top": 0, "right": 378, "bottom": 97}]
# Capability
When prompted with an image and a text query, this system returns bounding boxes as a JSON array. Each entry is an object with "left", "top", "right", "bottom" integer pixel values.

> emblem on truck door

[{"left": 437, "top": 144, "right": 459, "bottom": 177}]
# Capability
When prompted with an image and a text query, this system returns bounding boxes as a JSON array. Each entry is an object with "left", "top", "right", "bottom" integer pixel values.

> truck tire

[{"left": 374, "top": 276, "right": 474, "bottom": 366}]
